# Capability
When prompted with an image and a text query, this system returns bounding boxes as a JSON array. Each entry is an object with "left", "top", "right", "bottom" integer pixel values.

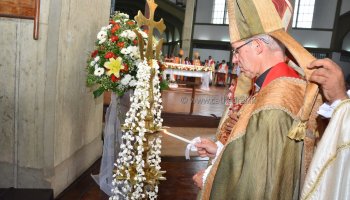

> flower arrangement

[
  {"left": 86, "top": 11, "right": 149, "bottom": 98},
  {"left": 107, "top": 1, "right": 168, "bottom": 198},
  {"left": 164, "top": 62, "right": 213, "bottom": 72}
]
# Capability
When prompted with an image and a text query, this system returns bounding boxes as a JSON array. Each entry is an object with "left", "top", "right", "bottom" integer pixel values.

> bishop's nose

[{"left": 232, "top": 54, "right": 238, "bottom": 64}]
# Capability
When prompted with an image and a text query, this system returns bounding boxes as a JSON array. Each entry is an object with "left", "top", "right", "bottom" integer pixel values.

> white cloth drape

[
  {"left": 301, "top": 99, "right": 350, "bottom": 200},
  {"left": 92, "top": 91, "right": 131, "bottom": 196}
]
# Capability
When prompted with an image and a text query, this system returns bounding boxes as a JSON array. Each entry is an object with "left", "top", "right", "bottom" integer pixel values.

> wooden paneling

[
  {"left": 0, "top": 0, "right": 40, "bottom": 40},
  {"left": 0, "top": 0, "right": 35, "bottom": 19}
]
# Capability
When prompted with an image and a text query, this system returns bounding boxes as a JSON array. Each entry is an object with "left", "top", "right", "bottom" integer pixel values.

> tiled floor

[{"left": 162, "top": 85, "right": 228, "bottom": 117}]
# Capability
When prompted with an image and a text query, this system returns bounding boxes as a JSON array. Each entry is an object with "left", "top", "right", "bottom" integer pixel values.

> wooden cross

[{"left": 134, "top": 0, "right": 166, "bottom": 60}]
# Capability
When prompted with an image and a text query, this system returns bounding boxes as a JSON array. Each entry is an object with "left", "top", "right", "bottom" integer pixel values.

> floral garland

[
  {"left": 164, "top": 62, "right": 213, "bottom": 72},
  {"left": 110, "top": 59, "right": 164, "bottom": 200},
  {"left": 86, "top": 11, "right": 149, "bottom": 98}
]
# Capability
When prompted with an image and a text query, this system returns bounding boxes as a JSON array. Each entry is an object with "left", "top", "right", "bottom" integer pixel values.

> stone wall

[{"left": 0, "top": 0, "right": 110, "bottom": 196}]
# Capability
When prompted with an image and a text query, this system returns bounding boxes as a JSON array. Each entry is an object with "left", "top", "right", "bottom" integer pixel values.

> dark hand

[{"left": 308, "top": 58, "right": 348, "bottom": 103}]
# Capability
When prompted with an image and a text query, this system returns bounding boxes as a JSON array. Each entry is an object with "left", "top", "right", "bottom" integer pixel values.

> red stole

[{"left": 261, "top": 62, "right": 300, "bottom": 88}]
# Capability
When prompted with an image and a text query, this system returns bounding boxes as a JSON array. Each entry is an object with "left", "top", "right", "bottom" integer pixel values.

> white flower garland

[{"left": 110, "top": 59, "right": 163, "bottom": 200}]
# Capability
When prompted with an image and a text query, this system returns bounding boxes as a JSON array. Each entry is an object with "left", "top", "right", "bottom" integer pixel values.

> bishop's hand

[
  {"left": 195, "top": 138, "right": 218, "bottom": 158},
  {"left": 192, "top": 169, "right": 206, "bottom": 189},
  {"left": 223, "top": 110, "right": 239, "bottom": 132}
]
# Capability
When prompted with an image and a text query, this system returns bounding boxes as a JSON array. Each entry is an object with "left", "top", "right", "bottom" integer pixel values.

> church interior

[{"left": 1, "top": 0, "right": 350, "bottom": 199}]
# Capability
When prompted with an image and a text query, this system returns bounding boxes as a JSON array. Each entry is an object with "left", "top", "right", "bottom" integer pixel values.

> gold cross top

[{"left": 134, "top": 0, "right": 166, "bottom": 61}]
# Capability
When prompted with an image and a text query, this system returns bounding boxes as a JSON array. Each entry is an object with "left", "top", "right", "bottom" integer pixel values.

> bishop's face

[{"left": 231, "top": 39, "right": 259, "bottom": 79}]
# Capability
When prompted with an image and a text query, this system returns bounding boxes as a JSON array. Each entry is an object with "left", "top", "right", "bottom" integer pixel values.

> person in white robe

[{"left": 301, "top": 58, "right": 350, "bottom": 200}]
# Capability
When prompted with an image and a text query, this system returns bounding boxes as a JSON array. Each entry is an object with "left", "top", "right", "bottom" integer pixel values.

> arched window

[
  {"left": 292, "top": 0, "right": 316, "bottom": 28},
  {"left": 212, "top": 0, "right": 228, "bottom": 24}
]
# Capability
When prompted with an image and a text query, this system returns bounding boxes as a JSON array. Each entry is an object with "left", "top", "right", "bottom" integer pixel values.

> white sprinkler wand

[
  {"left": 160, "top": 127, "right": 201, "bottom": 160},
  {"left": 159, "top": 127, "right": 192, "bottom": 144}
]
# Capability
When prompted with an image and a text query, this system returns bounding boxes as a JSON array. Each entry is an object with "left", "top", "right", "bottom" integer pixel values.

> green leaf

[
  {"left": 93, "top": 87, "right": 105, "bottom": 98},
  {"left": 160, "top": 80, "right": 169, "bottom": 91},
  {"left": 116, "top": 89, "right": 125, "bottom": 97},
  {"left": 86, "top": 74, "right": 97, "bottom": 86}
]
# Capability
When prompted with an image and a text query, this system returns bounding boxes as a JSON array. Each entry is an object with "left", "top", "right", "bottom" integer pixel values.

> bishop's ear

[{"left": 253, "top": 40, "right": 263, "bottom": 55}]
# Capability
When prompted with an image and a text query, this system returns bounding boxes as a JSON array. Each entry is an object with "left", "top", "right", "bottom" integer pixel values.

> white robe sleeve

[
  {"left": 301, "top": 99, "right": 350, "bottom": 200},
  {"left": 202, "top": 141, "right": 224, "bottom": 187},
  {"left": 317, "top": 90, "right": 350, "bottom": 118}
]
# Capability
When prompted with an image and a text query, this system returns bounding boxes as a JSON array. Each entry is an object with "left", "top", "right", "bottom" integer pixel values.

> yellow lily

[{"left": 104, "top": 57, "right": 124, "bottom": 78}]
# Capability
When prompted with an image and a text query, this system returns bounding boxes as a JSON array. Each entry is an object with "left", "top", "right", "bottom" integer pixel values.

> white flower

[
  {"left": 90, "top": 61, "right": 96, "bottom": 66},
  {"left": 120, "top": 30, "right": 128, "bottom": 38},
  {"left": 139, "top": 30, "right": 148, "bottom": 39},
  {"left": 120, "top": 48, "right": 130, "bottom": 55},
  {"left": 121, "top": 74, "right": 132, "bottom": 85},
  {"left": 120, "top": 13, "right": 129, "bottom": 19},
  {"left": 127, "top": 45, "right": 137, "bottom": 52},
  {"left": 129, "top": 79, "right": 137, "bottom": 87},
  {"left": 101, "top": 26, "right": 108, "bottom": 31},
  {"left": 97, "top": 29, "right": 107, "bottom": 44},
  {"left": 128, "top": 31, "right": 137, "bottom": 41},
  {"left": 128, "top": 46, "right": 140, "bottom": 59},
  {"left": 94, "top": 68, "right": 105, "bottom": 77},
  {"left": 120, "top": 30, "right": 137, "bottom": 41},
  {"left": 94, "top": 56, "right": 100, "bottom": 62},
  {"left": 98, "top": 37, "right": 106, "bottom": 44},
  {"left": 97, "top": 30, "right": 107, "bottom": 40}
]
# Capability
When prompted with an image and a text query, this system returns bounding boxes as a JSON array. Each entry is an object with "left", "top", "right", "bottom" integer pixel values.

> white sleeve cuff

[
  {"left": 317, "top": 90, "right": 350, "bottom": 118},
  {"left": 317, "top": 100, "right": 341, "bottom": 118},
  {"left": 202, "top": 165, "right": 213, "bottom": 188},
  {"left": 211, "top": 141, "right": 224, "bottom": 164},
  {"left": 202, "top": 142, "right": 224, "bottom": 188}
]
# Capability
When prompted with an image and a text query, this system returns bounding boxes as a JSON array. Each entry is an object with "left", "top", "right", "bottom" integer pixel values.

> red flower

[
  {"left": 111, "top": 24, "right": 120, "bottom": 34},
  {"left": 111, "top": 74, "right": 120, "bottom": 82},
  {"left": 121, "top": 64, "right": 129, "bottom": 73},
  {"left": 117, "top": 42, "right": 125, "bottom": 48},
  {"left": 111, "top": 35, "right": 119, "bottom": 42},
  {"left": 109, "top": 20, "right": 116, "bottom": 25},
  {"left": 105, "top": 52, "right": 115, "bottom": 59},
  {"left": 91, "top": 50, "right": 98, "bottom": 58},
  {"left": 133, "top": 39, "right": 138, "bottom": 45},
  {"left": 127, "top": 21, "right": 135, "bottom": 26}
]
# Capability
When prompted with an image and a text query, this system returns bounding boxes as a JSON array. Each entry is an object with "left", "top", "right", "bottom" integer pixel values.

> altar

[{"left": 163, "top": 62, "right": 212, "bottom": 90}]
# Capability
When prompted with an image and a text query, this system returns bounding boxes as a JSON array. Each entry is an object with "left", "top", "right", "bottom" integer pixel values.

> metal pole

[{"left": 110, "top": 0, "right": 116, "bottom": 16}]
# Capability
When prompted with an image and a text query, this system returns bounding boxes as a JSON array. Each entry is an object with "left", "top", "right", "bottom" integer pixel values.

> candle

[{"left": 160, "top": 129, "right": 192, "bottom": 144}]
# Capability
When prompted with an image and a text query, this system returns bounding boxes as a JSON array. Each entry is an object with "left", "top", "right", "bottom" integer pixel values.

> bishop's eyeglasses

[
  {"left": 231, "top": 40, "right": 254, "bottom": 56},
  {"left": 231, "top": 37, "right": 270, "bottom": 56}
]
